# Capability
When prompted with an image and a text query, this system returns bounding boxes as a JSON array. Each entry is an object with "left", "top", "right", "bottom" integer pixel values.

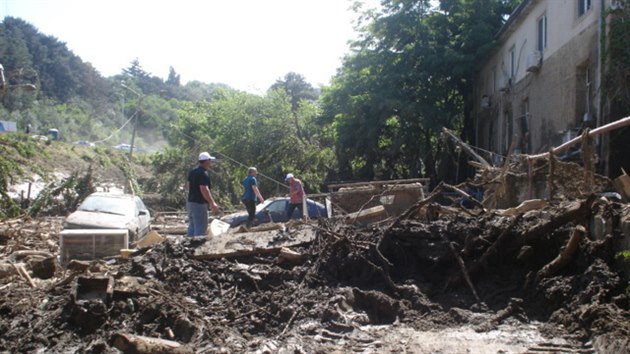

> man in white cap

[
  {"left": 186, "top": 152, "right": 219, "bottom": 236},
  {"left": 285, "top": 173, "right": 304, "bottom": 219}
]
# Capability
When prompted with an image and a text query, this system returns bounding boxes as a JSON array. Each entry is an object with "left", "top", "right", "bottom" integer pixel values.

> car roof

[{"left": 87, "top": 192, "right": 138, "bottom": 200}]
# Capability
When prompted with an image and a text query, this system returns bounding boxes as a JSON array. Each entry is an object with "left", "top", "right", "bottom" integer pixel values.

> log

[
  {"left": 110, "top": 332, "right": 192, "bottom": 354},
  {"left": 10, "top": 250, "right": 55, "bottom": 260},
  {"left": 345, "top": 205, "right": 388, "bottom": 225},
  {"left": 277, "top": 247, "right": 305, "bottom": 264},
  {"left": 536, "top": 225, "right": 586, "bottom": 280}
]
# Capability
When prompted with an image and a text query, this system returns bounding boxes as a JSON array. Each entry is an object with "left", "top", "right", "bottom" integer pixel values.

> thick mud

[{"left": 0, "top": 197, "right": 629, "bottom": 353}]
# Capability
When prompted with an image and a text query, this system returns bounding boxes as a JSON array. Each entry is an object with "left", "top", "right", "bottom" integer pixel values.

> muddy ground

[{"left": 1, "top": 196, "right": 630, "bottom": 353}]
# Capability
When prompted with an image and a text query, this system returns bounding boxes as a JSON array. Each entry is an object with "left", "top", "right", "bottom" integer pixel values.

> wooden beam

[
  {"left": 327, "top": 178, "right": 429, "bottom": 191},
  {"left": 442, "top": 127, "right": 491, "bottom": 168}
]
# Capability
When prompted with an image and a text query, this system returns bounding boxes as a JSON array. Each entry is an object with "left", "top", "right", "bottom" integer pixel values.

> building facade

[{"left": 473, "top": 0, "right": 626, "bottom": 172}]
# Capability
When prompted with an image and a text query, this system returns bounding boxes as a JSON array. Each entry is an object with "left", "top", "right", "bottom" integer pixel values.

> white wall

[{"left": 480, "top": 0, "right": 602, "bottom": 95}]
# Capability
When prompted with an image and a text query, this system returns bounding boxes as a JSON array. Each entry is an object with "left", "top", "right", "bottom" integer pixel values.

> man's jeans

[{"left": 187, "top": 201, "right": 208, "bottom": 236}]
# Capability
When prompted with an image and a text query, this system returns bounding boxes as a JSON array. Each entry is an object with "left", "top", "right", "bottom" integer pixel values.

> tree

[
  {"left": 269, "top": 72, "right": 319, "bottom": 141},
  {"left": 166, "top": 66, "right": 180, "bottom": 87},
  {"left": 320, "top": 0, "right": 517, "bottom": 183}
]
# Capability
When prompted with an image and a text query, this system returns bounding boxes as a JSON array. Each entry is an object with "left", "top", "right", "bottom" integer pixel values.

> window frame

[
  {"left": 577, "top": 0, "right": 592, "bottom": 17},
  {"left": 537, "top": 14, "right": 547, "bottom": 52}
]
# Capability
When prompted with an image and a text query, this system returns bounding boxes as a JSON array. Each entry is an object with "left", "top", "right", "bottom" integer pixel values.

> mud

[{"left": 1, "top": 196, "right": 629, "bottom": 353}]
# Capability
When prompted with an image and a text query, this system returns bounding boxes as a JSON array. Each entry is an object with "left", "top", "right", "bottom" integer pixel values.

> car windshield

[
  {"left": 255, "top": 199, "right": 274, "bottom": 212},
  {"left": 78, "top": 195, "right": 135, "bottom": 217}
]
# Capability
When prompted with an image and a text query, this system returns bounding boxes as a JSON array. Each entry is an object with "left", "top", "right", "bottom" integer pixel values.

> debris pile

[{"left": 0, "top": 180, "right": 629, "bottom": 353}]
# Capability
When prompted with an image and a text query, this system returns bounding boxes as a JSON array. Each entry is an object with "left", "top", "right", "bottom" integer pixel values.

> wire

[
  {"left": 91, "top": 111, "right": 138, "bottom": 144},
  {"left": 170, "top": 124, "right": 289, "bottom": 190}
]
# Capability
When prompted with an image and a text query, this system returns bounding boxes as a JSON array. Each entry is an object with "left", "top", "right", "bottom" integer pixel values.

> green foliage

[
  {"left": 152, "top": 87, "right": 336, "bottom": 206},
  {"left": 27, "top": 167, "right": 95, "bottom": 217},
  {"left": 321, "top": 0, "right": 516, "bottom": 181},
  {"left": 0, "top": 133, "right": 42, "bottom": 217},
  {"left": 603, "top": 1, "right": 630, "bottom": 112},
  {"left": 618, "top": 251, "right": 630, "bottom": 261}
]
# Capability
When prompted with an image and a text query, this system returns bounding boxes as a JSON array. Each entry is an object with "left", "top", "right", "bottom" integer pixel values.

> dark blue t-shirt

[
  {"left": 188, "top": 166, "right": 211, "bottom": 204},
  {"left": 241, "top": 175, "right": 257, "bottom": 201}
]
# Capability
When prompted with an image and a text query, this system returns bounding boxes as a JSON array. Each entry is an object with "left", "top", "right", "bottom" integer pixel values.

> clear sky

[{"left": 1, "top": 0, "right": 372, "bottom": 94}]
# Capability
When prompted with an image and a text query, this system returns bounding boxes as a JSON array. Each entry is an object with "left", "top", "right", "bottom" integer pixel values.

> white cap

[
  {"left": 285, "top": 173, "right": 294, "bottom": 181},
  {"left": 198, "top": 152, "right": 216, "bottom": 161}
]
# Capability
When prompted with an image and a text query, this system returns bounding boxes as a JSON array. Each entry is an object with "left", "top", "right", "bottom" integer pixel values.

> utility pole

[{"left": 120, "top": 83, "right": 144, "bottom": 162}]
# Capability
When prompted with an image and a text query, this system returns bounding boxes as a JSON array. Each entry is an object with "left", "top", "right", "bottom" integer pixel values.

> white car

[
  {"left": 112, "top": 143, "right": 133, "bottom": 151},
  {"left": 74, "top": 140, "right": 95, "bottom": 147},
  {"left": 63, "top": 192, "right": 151, "bottom": 242}
]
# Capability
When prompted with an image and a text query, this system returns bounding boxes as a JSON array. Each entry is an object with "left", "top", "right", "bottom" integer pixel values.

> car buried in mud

[
  {"left": 63, "top": 192, "right": 151, "bottom": 242},
  {"left": 221, "top": 197, "right": 327, "bottom": 227}
]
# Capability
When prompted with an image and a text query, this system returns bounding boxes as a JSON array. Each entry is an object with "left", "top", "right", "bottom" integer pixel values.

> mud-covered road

[{"left": 1, "top": 196, "right": 629, "bottom": 353}]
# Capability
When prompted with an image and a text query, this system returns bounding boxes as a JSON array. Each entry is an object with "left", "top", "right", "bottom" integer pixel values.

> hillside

[{"left": 0, "top": 133, "right": 155, "bottom": 217}]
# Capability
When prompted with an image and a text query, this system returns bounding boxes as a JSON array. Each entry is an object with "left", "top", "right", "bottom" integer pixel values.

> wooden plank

[
  {"left": 613, "top": 168, "right": 630, "bottom": 202},
  {"left": 344, "top": 205, "right": 388, "bottom": 225},
  {"left": 192, "top": 227, "right": 316, "bottom": 260},
  {"left": 327, "top": 178, "right": 429, "bottom": 191}
]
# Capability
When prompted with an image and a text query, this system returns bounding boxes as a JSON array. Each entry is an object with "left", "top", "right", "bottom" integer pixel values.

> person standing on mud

[
  {"left": 186, "top": 152, "right": 220, "bottom": 236},
  {"left": 241, "top": 167, "right": 264, "bottom": 227},
  {"left": 285, "top": 173, "right": 305, "bottom": 219}
]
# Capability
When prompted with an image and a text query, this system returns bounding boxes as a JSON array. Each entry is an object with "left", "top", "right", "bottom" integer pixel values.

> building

[
  {"left": 473, "top": 0, "right": 628, "bottom": 175},
  {"left": 0, "top": 120, "right": 17, "bottom": 133}
]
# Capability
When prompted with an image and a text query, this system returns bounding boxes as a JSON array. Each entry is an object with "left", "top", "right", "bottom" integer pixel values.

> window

[
  {"left": 537, "top": 15, "right": 547, "bottom": 51},
  {"left": 578, "top": 0, "right": 591, "bottom": 17},
  {"left": 266, "top": 200, "right": 287, "bottom": 214},
  {"left": 509, "top": 46, "right": 516, "bottom": 79}
]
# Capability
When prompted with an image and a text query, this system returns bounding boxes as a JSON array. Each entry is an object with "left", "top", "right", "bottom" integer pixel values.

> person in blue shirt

[
  {"left": 241, "top": 167, "right": 264, "bottom": 227},
  {"left": 186, "top": 152, "right": 220, "bottom": 236}
]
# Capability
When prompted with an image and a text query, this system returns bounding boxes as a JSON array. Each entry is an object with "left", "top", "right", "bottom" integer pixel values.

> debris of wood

[
  {"left": 527, "top": 116, "right": 630, "bottom": 161},
  {"left": 136, "top": 230, "right": 164, "bottom": 248},
  {"left": 120, "top": 249, "right": 135, "bottom": 258},
  {"left": 193, "top": 227, "right": 316, "bottom": 260},
  {"left": 613, "top": 168, "right": 630, "bottom": 202},
  {"left": 277, "top": 247, "right": 306, "bottom": 264},
  {"left": 536, "top": 225, "right": 586, "bottom": 281},
  {"left": 496, "top": 199, "right": 547, "bottom": 216},
  {"left": 110, "top": 332, "right": 192, "bottom": 354},
  {"left": 151, "top": 224, "right": 188, "bottom": 235},
  {"left": 442, "top": 127, "right": 491, "bottom": 168},
  {"left": 11, "top": 262, "right": 36, "bottom": 288},
  {"left": 345, "top": 205, "right": 388, "bottom": 225}
]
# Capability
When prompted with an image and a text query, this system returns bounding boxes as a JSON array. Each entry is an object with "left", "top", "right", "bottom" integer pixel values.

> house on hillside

[
  {"left": 472, "top": 0, "right": 629, "bottom": 176},
  {"left": 0, "top": 120, "right": 17, "bottom": 133}
]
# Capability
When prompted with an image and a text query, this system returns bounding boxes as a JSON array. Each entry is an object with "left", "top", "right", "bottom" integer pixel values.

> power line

[
  {"left": 170, "top": 124, "right": 289, "bottom": 190},
  {"left": 91, "top": 111, "right": 138, "bottom": 144}
]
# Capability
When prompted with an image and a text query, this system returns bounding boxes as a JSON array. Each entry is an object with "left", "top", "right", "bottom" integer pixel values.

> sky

[{"left": 1, "top": 0, "right": 373, "bottom": 94}]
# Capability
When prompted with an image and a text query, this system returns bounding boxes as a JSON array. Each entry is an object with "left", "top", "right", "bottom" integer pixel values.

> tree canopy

[{"left": 320, "top": 0, "right": 517, "bottom": 182}]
